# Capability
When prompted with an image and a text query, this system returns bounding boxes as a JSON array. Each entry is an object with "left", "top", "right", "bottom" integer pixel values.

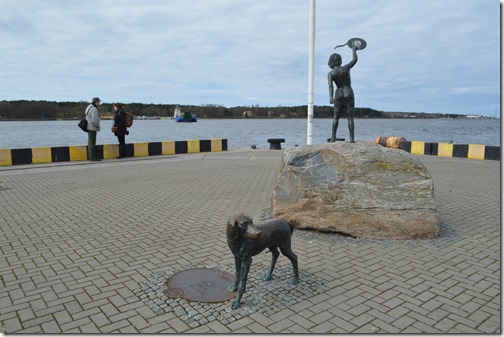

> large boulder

[{"left": 271, "top": 142, "right": 439, "bottom": 240}]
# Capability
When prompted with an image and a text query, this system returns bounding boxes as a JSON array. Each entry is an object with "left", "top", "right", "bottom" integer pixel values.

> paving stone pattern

[
  {"left": 0, "top": 150, "right": 500, "bottom": 333},
  {"left": 135, "top": 261, "right": 326, "bottom": 328}
]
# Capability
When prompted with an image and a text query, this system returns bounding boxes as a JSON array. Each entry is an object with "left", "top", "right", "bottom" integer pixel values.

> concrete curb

[
  {"left": 0, "top": 138, "right": 228, "bottom": 166},
  {"left": 375, "top": 137, "right": 500, "bottom": 160}
]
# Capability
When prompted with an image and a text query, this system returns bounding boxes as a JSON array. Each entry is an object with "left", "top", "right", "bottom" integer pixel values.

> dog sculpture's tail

[{"left": 288, "top": 221, "right": 294, "bottom": 235}]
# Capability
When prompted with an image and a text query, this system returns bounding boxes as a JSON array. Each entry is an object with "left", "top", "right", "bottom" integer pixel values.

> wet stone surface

[
  {"left": 134, "top": 261, "right": 327, "bottom": 326},
  {"left": 133, "top": 209, "right": 458, "bottom": 327},
  {"left": 134, "top": 209, "right": 328, "bottom": 325}
]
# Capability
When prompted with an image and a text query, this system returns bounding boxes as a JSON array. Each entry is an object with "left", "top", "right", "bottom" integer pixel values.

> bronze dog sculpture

[{"left": 226, "top": 213, "right": 299, "bottom": 309}]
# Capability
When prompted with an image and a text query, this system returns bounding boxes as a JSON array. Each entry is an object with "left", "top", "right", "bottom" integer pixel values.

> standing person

[
  {"left": 112, "top": 103, "right": 128, "bottom": 159},
  {"left": 328, "top": 46, "right": 358, "bottom": 143},
  {"left": 86, "top": 97, "right": 101, "bottom": 161}
]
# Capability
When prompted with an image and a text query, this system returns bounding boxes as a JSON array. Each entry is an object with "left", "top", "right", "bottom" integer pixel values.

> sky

[{"left": 0, "top": 0, "right": 501, "bottom": 117}]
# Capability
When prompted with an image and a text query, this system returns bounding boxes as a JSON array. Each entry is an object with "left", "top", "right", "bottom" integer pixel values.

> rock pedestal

[{"left": 271, "top": 142, "right": 439, "bottom": 240}]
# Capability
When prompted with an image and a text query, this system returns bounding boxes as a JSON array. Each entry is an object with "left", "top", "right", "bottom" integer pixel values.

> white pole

[{"left": 307, "top": 0, "right": 315, "bottom": 145}]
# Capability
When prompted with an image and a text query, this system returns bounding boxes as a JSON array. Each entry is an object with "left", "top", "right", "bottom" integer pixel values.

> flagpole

[{"left": 307, "top": 0, "right": 316, "bottom": 145}]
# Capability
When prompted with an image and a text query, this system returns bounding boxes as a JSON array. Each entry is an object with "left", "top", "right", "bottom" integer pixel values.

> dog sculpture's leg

[
  {"left": 280, "top": 246, "right": 299, "bottom": 285},
  {"left": 228, "top": 254, "right": 240, "bottom": 292},
  {"left": 231, "top": 256, "right": 252, "bottom": 309},
  {"left": 263, "top": 247, "right": 279, "bottom": 281}
]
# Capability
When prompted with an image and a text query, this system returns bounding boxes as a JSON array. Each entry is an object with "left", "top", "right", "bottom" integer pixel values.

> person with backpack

[
  {"left": 112, "top": 103, "right": 129, "bottom": 159},
  {"left": 86, "top": 97, "right": 101, "bottom": 161}
]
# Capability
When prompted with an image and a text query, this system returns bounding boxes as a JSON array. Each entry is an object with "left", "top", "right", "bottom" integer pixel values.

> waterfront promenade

[{"left": 0, "top": 148, "right": 500, "bottom": 333}]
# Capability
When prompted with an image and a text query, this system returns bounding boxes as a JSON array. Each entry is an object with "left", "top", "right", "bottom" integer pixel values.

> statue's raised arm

[{"left": 347, "top": 46, "right": 358, "bottom": 69}]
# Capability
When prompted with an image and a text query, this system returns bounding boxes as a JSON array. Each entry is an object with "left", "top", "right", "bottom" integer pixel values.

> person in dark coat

[{"left": 112, "top": 103, "right": 128, "bottom": 159}]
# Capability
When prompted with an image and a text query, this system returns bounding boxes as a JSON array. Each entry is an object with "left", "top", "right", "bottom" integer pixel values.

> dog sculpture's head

[{"left": 227, "top": 213, "right": 261, "bottom": 242}]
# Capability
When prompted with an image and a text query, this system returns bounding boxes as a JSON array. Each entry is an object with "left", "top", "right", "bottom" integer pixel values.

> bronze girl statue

[{"left": 328, "top": 38, "right": 364, "bottom": 143}]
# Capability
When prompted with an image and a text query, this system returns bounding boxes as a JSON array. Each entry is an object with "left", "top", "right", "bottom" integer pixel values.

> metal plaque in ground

[{"left": 165, "top": 268, "right": 236, "bottom": 302}]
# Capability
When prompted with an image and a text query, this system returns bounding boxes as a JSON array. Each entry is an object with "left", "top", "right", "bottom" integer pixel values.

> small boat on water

[{"left": 173, "top": 106, "right": 197, "bottom": 123}]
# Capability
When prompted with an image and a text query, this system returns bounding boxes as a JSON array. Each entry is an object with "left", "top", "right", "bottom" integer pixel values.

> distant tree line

[{"left": 0, "top": 100, "right": 465, "bottom": 120}]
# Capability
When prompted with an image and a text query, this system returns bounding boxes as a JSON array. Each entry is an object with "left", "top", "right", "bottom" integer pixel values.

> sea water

[{"left": 0, "top": 118, "right": 500, "bottom": 150}]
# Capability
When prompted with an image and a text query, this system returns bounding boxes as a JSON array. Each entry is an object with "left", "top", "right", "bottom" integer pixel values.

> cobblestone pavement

[{"left": 0, "top": 149, "right": 500, "bottom": 333}]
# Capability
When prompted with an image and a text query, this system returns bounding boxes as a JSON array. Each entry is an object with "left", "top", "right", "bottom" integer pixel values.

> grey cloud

[{"left": 0, "top": 0, "right": 499, "bottom": 115}]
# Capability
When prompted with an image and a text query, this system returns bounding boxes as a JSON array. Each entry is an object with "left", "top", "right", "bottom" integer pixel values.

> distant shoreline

[
  {"left": 1, "top": 100, "right": 496, "bottom": 119},
  {"left": 0, "top": 116, "right": 498, "bottom": 122}
]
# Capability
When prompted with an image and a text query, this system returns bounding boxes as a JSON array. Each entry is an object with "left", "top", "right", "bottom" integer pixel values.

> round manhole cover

[{"left": 164, "top": 268, "right": 237, "bottom": 303}]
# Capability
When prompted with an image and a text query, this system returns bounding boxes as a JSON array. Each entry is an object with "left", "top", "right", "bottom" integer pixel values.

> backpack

[{"left": 125, "top": 111, "right": 133, "bottom": 127}]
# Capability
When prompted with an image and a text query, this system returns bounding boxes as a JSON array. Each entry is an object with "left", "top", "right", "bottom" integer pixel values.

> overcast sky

[{"left": 0, "top": 0, "right": 500, "bottom": 116}]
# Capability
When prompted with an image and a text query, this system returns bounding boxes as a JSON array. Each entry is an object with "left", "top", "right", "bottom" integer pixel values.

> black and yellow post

[
  {"left": 376, "top": 137, "right": 499, "bottom": 161},
  {"left": 0, "top": 139, "right": 228, "bottom": 167}
]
